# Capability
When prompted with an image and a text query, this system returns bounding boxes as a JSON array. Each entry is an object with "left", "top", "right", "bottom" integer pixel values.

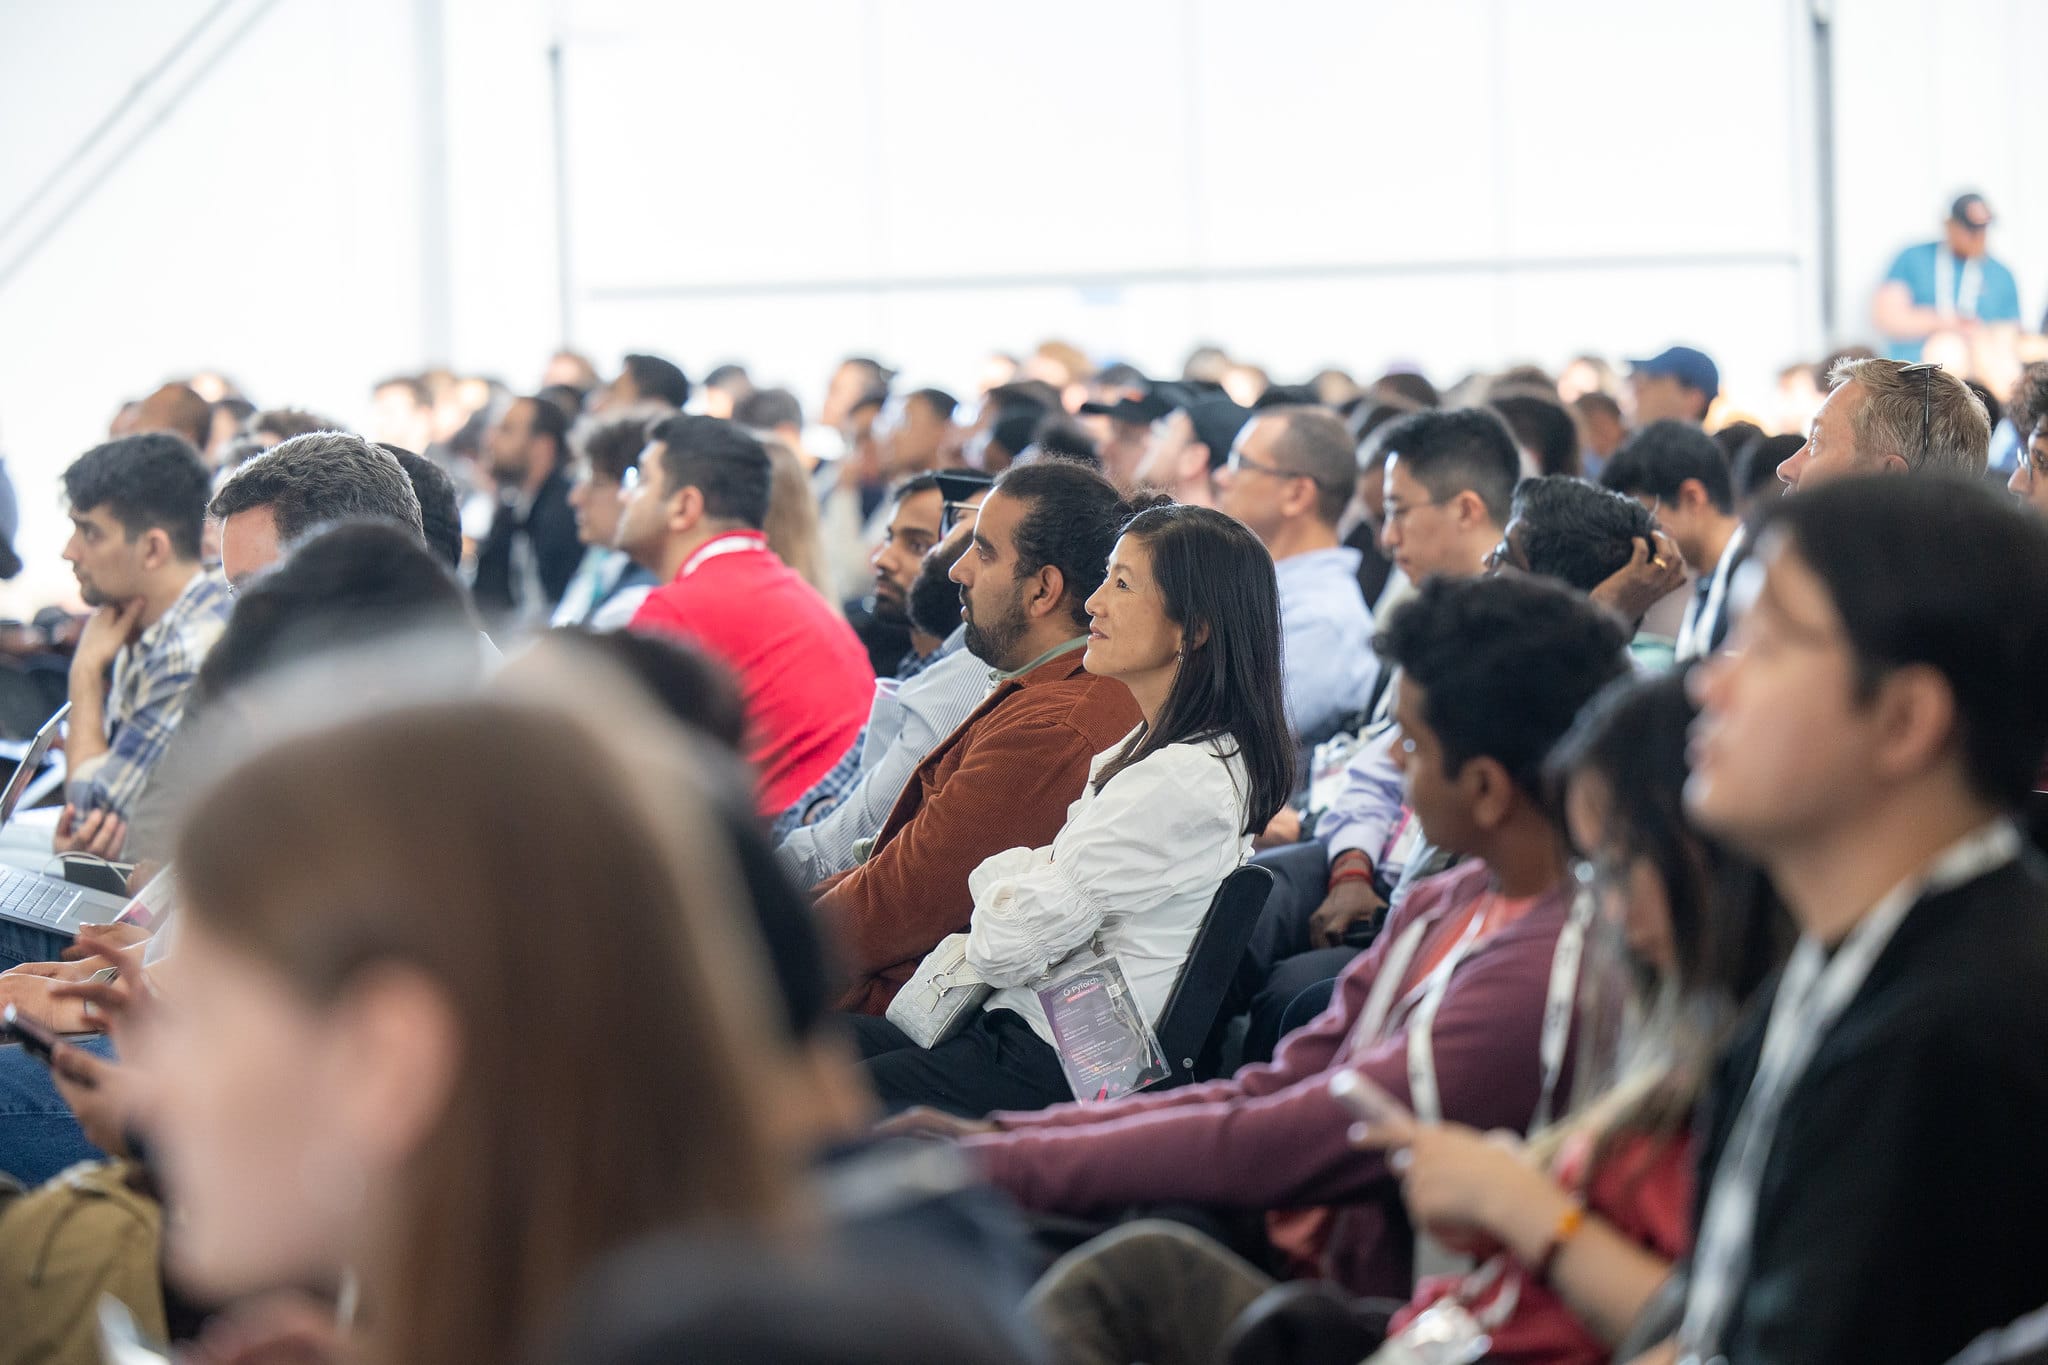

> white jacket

[{"left": 965, "top": 729, "right": 1252, "bottom": 1050}]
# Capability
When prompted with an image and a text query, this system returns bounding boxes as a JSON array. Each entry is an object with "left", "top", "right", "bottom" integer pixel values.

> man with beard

[
  {"left": 472, "top": 394, "right": 583, "bottom": 628},
  {"left": 813, "top": 460, "right": 1146, "bottom": 1013},
  {"left": 776, "top": 478, "right": 995, "bottom": 884},
  {"left": 55, "top": 433, "right": 230, "bottom": 858}
]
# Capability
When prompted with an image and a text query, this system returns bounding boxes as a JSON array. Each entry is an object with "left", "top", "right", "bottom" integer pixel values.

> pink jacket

[{"left": 965, "top": 859, "right": 1577, "bottom": 1298}]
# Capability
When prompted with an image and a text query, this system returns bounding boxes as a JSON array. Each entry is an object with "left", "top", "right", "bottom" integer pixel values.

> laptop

[{"left": 0, "top": 703, "right": 134, "bottom": 938}]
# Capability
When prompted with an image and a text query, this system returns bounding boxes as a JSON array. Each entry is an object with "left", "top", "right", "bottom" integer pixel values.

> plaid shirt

[{"left": 72, "top": 571, "right": 232, "bottom": 820}]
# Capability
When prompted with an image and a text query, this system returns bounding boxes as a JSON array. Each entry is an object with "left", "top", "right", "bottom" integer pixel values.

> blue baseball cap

[{"left": 1629, "top": 346, "right": 1720, "bottom": 399}]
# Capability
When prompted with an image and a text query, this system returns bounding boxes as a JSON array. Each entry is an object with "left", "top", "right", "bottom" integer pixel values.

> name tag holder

[{"left": 1034, "top": 935, "right": 1169, "bottom": 1104}]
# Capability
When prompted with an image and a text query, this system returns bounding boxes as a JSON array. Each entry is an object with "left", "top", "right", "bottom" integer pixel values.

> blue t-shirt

[{"left": 1882, "top": 241, "right": 2021, "bottom": 361}]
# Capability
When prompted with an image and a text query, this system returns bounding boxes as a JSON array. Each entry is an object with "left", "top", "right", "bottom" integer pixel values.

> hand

[
  {"left": 1309, "top": 878, "right": 1387, "bottom": 949},
  {"left": 70, "top": 598, "right": 144, "bottom": 679},
  {"left": 1353, "top": 1117, "right": 1549, "bottom": 1238},
  {"left": 1588, "top": 532, "right": 1687, "bottom": 628},
  {"left": 67, "top": 921, "right": 148, "bottom": 956},
  {"left": 1254, "top": 807, "right": 1303, "bottom": 850},
  {"left": 2, "top": 952, "right": 108, "bottom": 982},
  {"left": 0, "top": 970, "right": 100, "bottom": 1033},
  {"left": 54, "top": 804, "right": 128, "bottom": 859},
  {"left": 873, "top": 1106, "right": 999, "bottom": 1141},
  {"left": 178, "top": 1290, "right": 353, "bottom": 1365},
  {"left": 49, "top": 927, "right": 156, "bottom": 1044},
  {"left": 50, "top": 1042, "right": 137, "bottom": 1158}
]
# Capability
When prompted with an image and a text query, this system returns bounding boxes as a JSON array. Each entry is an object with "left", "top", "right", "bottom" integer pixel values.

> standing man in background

[{"left": 1874, "top": 193, "right": 2022, "bottom": 363}]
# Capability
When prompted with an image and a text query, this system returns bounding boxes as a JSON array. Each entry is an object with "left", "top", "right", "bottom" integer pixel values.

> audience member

[
  {"left": 1497, "top": 475, "right": 1676, "bottom": 665},
  {"left": 1732, "top": 432, "right": 1798, "bottom": 518},
  {"left": 140, "top": 694, "right": 798, "bottom": 1364},
  {"left": 2006, "top": 363, "right": 2048, "bottom": 516},
  {"left": 890, "top": 574, "right": 1631, "bottom": 1322},
  {"left": 473, "top": 394, "right": 583, "bottom": 626},
  {"left": 1626, "top": 346, "right": 1719, "bottom": 426},
  {"left": 1492, "top": 391, "right": 1581, "bottom": 478},
  {"left": 763, "top": 435, "right": 837, "bottom": 603},
  {"left": 734, "top": 387, "right": 808, "bottom": 463},
  {"left": 1080, "top": 385, "right": 1178, "bottom": 491},
  {"left": 370, "top": 374, "right": 436, "bottom": 452},
  {"left": 1572, "top": 391, "right": 1628, "bottom": 473},
  {"left": 812, "top": 460, "right": 1144, "bottom": 1012},
  {"left": 701, "top": 362, "right": 755, "bottom": 419},
  {"left": 554, "top": 412, "right": 658, "bottom": 629},
  {"left": 619, "top": 414, "right": 872, "bottom": 813},
  {"left": 777, "top": 489, "right": 992, "bottom": 884},
  {"left": 852, "top": 504, "right": 1293, "bottom": 1114},
  {"left": 1134, "top": 392, "right": 1252, "bottom": 508},
  {"left": 876, "top": 389, "right": 959, "bottom": 480},
  {"left": 209, "top": 431, "right": 426, "bottom": 586},
  {"left": 131, "top": 382, "right": 213, "bottom": 453},
  {"left": 205, "top": 396, "right": 255, "bottom": 466},
  {"left": 1215, "top": 406, "right": 1379, "bottom": 748},
  {"left": 1777, "top": 356, "right": 1991, "bottom": 490},
  {"left": 823, "top": 356, "right": 896, "bottom": 433},
  {"left": 1669, "top": 475, "right": 2048, "bottom": 1363},
  {"left": 542, "top": 349, "right": 602, "bottom": 398},
  {"left": 49, "top": 434, "right": 229, "bottom": 862},
  {"left": 247, "top": 408, "right": 335, "bottom": 449},
  {"left": 1600, "top": 419, "right": 1747, "bottom": 658},
  {"left": 385, "top": 446, "right": 463, "bottom": 571},
  {"left": 604, "top": 352, "right": 691, "bottom": 412}
]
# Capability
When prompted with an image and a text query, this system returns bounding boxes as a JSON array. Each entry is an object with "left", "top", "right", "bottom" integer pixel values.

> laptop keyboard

[{"left": 0, "top": 866, "right": 84, "bottom": 924}]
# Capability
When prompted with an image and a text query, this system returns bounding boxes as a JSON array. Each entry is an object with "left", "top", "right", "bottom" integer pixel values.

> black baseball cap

[
  {"left": 1179, "top": 395, "right": 1254, "bottom": 470},
  {"left": 1951, "top": 193, "right": 1994, "bottom": 230},
  {"left": 1080, "top": 380, "right": 1196, "bottom": 427}
]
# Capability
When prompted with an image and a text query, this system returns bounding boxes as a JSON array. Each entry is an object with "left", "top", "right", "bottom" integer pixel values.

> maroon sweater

[{"left": 965, "top": 859, "right": 1578, "bottom": 1299}]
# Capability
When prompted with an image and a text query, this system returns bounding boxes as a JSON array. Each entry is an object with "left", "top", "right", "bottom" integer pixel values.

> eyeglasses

[
  {"left": 1226, "top": 451, "right": 1321, "bottom": 485},
  {"left": 1382, "top": 497, "right": 1445, "bottom": 525},
  {"left": 941, "top": 500, "right": 981, "bottom": 536},
  {"left": 1900, "top": 362, "right": 1939, "bottom": 466},
  {"left": 618, "top": 465, "right": 642, "bottom": 495},
  {"left": 1484, "top": 536, "right": 1528, "bottom": 575}
]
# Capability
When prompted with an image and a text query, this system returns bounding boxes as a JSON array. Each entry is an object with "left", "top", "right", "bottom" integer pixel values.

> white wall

[{"left": 1, "top": 0, "right": 2035, "bottom": 614}]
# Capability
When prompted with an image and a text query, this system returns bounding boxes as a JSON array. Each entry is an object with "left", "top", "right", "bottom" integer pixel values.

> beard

[
  {"left": 907, "top": 556, "right": 964, "bottom": 640},
  {"left": 961, "top": 578, "right": 1029, "bottom": 668},
  {"left": 870, "top": 574, "right": 910, "bottom": 626}
]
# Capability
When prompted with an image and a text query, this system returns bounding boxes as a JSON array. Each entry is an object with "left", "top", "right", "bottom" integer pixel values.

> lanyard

[
  {"left": 679, "top": 531, "right": 770, "bottom": 579},
  {"left": 1677, "top": 524, "right": 1745, "bottom": 663},
  {"left": 1678, "top": 822, "right": 2021, "bottom": 1363},
  {"left": 1934, "top": 246, "right": 1984, "bottom": 322},
  {"left": 1350, "top": 884, "right": 1590, "bottom": 1129}
]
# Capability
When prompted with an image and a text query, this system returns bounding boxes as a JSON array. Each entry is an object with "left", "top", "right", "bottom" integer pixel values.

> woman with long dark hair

[{"left": 851, "top": 503, "right": 1294, "bottom": 1116}]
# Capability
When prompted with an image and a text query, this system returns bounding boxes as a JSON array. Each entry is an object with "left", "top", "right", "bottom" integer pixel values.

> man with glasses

[
  {"left": 1216, "top": 406, "right": 1379, "bottom": 751},
  {"left": 1776, "top": 356, "right": 1990, "bottom": 492},
  {"left": 1651, "top": 475, "right": 2048, "bottom": 1365},
  {"left": 2006, "top": 364, "right": 2048, "bottom": 518},
  {"left": 1874, "top": 193, "right": 2022, "bottom": 363}
]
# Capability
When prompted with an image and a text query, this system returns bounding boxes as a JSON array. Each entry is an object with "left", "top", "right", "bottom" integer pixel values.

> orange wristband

[{"left": 1533, "top": 1200, "right": 1585, "bottom": 1286}]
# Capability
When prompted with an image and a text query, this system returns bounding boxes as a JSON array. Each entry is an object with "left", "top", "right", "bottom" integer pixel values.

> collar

[
  {"left": 1273, "top": 545, "right": 1364, "bottom": 584},
  {"left": 992, "top": 634, "right": 1087, "bottom": 683},
  {"left": 1813, "top": 818, "right": 2021, "bottom": 951},
  {"left": 678, "top": 530, "right": 771, "bottom": 580},
  {"left": 134, "top": 569, "right": 219, "bottom": 654}
]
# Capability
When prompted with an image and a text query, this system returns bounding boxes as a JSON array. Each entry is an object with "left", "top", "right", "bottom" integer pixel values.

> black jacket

[
  {"left": 472, "top": 464, "right": 581, "bottom": 619},
  {"left": 1694, "top": 853, "right": 2048, "bottom": 1364}
]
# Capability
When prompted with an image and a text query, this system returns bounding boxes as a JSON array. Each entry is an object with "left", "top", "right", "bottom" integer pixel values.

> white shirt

[{"left": 965, "top": 731, "right": 1252, "bottom": 1049}]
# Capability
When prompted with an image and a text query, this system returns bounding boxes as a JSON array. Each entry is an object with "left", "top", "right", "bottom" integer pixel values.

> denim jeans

[
  {"left": 0, "top": 914, "right": 73, "bottom": 973},
  {"left": 0, "top": 1033, "right": 113, "bottom": 1185}
]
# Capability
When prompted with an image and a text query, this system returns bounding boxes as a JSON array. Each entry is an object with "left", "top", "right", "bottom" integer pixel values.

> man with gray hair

[
  {"left": 1214, "top": 405, "right": 1379, "bottom": 750},
  {"left": 208, "top": 430, "right": 426, "bottom": 586},
  {"left": 1776, "top": 356, "right": 1990, "bottom": 492}
]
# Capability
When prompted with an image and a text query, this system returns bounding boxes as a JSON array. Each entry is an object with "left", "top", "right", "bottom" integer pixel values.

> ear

[
  {"left": 1876, "top": 452, "right": 1912, "bottom": 477},
  {"left": 668, "top": 485, "right": 705, "bottom": 536},
  {"left": 1867, "top": 664, "right": 1961, "bottom": 785},
  {"left": 1463, "top": 754, "right": 1521, "bottom": 831},
  {"left": 1677, "top": 478, "right": 1710, "bottom": 513},
  {"left": 1022, "top": 563, "right": 1066, "bottom": 621},
  {"left": 328, "top": 964, "right": 462, "bottom": 1173},
  {"left": 1185, "top": 618, "right": 1211, "bottom": 652},
  {"left": 137, "top": 526, "right": 175, "bottom": 570},
  {"left": 1182, "top": 443, "right": 1212, "bottom": 480},
  {"left": 1277, "top": 476, "right": 1319, "bottom": 520},
  {"left": 1449, "top": 489, "right": 1488, "bottom": 529}
]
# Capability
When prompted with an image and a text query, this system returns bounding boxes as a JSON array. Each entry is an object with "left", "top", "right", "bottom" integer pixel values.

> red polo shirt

[{"left": 630, "top": 532, "right": 874, "bottom": 813}]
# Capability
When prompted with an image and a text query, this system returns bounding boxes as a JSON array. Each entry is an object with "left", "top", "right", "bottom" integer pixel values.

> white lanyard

[
  {"left": 679, "top": 531, "right": 770, "bottom": 579},
  {"left": 1349, "top": 884, "right": 1590, "bottom": 1129},
  {"left": 1678, "top": 822, "right": 2021, "bottom": 1363},
  {"left": 1934, "top": 246, "right": 1984, "bottom": 322},
  {"left": 1677, "top": 524, "right": 1746, "bottom": 663}
]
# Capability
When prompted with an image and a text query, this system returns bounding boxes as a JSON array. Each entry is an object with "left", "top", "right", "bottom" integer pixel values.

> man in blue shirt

[
  {"left": 1213, "top": 406, "right": 1378, "bottom": 755},
  {"left": 1874, "top": 193, "right": 2022, "bottom": 362}
]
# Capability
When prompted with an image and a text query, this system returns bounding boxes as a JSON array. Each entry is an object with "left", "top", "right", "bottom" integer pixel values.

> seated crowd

[{"left": 0, "top": 339, "right": 2046, "bottom": 1365}]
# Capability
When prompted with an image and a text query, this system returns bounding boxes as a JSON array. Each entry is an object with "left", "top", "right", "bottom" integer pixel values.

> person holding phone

[
  {"left": 850, "top": 504, "right": 1295, "bottom": 1115},
  {"left": 1302, "top": 672, "right": 1787, "bottom": 1364}
]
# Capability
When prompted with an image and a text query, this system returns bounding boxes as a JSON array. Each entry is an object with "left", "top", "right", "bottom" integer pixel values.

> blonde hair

[{"left": 1827, "top": 357, "right": 1990, "bottom": 478}]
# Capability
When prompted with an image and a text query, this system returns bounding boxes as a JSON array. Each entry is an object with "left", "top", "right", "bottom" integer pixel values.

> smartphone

[
  {"left": 1328, "top": 1068, "right": 1414, "bottom": 1126},
  {"left": 2, "top": 1002, "right": 59, "bottom": 1066}
]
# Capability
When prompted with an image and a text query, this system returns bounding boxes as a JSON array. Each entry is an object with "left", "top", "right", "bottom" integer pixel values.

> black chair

[{"left": 1151, "top": 864, "right": 1274, "bottom": 1089}]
